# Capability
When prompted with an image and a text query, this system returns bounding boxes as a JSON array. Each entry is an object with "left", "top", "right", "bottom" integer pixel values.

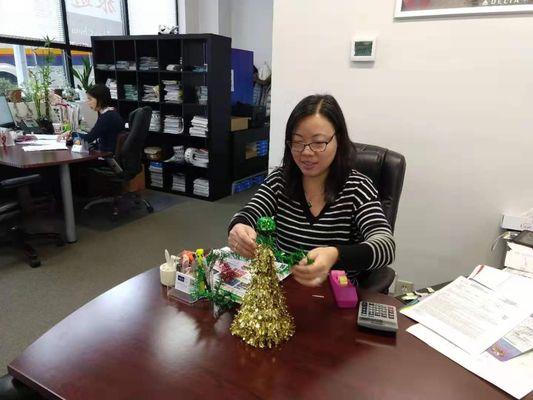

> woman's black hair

[
  {"left": 86, "top": 84, "right": 112, "bottom": 109},
  {"left": 281, "top": 94, "right": 354, "bottom": 204}
]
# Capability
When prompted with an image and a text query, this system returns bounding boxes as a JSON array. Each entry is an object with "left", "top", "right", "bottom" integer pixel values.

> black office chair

[
  {"left": 0, "top": 174, "right": 64, "bottom": 268},
  {"left": 83, "top": 107, "right": 154, "bottom": 219},
  {"left": 351, "top": 142, "right": 406, "bottom": 294},
  {"left": 0, "top": 374, "right": 42, "bottom": 400}
]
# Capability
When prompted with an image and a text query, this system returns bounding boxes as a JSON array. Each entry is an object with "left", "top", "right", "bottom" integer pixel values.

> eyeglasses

[{"left": 287, "top": 134, "right": 335, "bottom": 153}]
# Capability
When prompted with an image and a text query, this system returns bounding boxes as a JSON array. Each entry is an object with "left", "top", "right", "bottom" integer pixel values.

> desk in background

[
  {"left": 0, "top": 145, "right": 110, "bottom": 242},
  {"left": 8, "top": 267, "right": 524, "bottom": 400}
]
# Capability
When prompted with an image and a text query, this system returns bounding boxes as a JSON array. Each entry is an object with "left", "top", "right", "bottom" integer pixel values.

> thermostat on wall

[{"left": 351, "top": 36, "right": 377, "bottom": 62}]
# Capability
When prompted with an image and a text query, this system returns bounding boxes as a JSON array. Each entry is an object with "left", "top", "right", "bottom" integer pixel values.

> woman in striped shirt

[{"left": 228, "top": 94, "right": 395, "bottom": 287}]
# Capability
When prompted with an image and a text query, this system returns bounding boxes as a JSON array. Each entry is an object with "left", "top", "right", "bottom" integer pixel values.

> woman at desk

[
  {"left": 228, "top": 94, "right": 395, "bottom": 287},
  {"left": 61, "top": 84, "right": 123, "bottom": 153},
  {"left": 60, "top": 84, "right": 124, "bottom": 197}
]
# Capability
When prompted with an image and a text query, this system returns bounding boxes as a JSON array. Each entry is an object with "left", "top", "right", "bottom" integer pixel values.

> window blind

[{"left": 0, "top": 0, "right": 64, "bottom": 43}]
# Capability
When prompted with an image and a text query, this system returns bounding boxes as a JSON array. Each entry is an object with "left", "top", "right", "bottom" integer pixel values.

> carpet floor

[{"left": 0, "top": 189, "right": 253, "bottom": 373}]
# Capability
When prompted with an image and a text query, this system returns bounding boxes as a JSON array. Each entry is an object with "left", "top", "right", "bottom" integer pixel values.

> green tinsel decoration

[
  {"left": 189, "top": 217, "right": 311, "bottom": 314},
  {"left": 256, "top": 217, "right": 312, "bottom": 270},
  {"left": 191, "top": 248, "right": 236, "bottom": 314}
]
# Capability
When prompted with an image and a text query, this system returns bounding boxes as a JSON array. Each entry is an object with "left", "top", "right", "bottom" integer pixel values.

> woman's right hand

[
  {"left": 228, "top": 223, "right": 257, "bottom": 259},
  {"left": 57, "top": 131, "right": 72, "bottom": 141}
]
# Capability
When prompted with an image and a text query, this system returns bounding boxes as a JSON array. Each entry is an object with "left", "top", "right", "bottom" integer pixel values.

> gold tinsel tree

[{"left": 230, "top": 244, "right": 295, "bottom": 348}]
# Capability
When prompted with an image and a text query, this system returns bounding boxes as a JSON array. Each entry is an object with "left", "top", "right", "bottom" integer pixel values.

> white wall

[
  {"left": 218, "top": 0, "right": 232, "bottom": 38},
  {"left": 231, "top": 0, "right": 273, "bottom": 67},
  {"left": 178, "top": 0, "right": 199, "bottom": 34},
  {"left": 271, "top": 0, "right": 533, "bottom": 287},
  {"left": 128, "top": 0, "right": 177, "bottom": 35},
  {"left": 180, "top": 0, "right": 273, "bottom": 67},
  {"left": 198, "top": 0, "right": 220, "bottom": 34}
]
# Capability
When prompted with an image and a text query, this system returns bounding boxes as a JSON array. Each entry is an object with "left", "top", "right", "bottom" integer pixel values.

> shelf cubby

[{"left": 92, "top": 34, "right": 231, "bottom": 200}]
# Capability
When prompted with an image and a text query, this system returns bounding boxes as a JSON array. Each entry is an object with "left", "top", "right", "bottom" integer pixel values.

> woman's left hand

[{"left": 292, "top": 246, "right": 339, "bottom": 287}]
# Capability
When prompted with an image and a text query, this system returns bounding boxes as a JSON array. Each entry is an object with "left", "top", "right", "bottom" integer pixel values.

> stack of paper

[
  {"left": 171, "top": 173, "right": 185, "bottom": 192},
  {"left": 149, "top": 111, "right": 161, "bottom": 132},
  {"left": 123, "top": 84, "right": 138, "bottom": 101},
  {"left": 193, "top": 178, "right": 209, "bottom": 197},
  {"left": 96, "top": 63, "right": 114, "bottom": 70},
  {"left": 195, "top": 86, "right": 208, "bottom": 105},
  {"left": 163, "top": 115, "right": 184, "bottom": 134},
  {"left": 115, "top": 60, "right": 136, "bottom": 70},
  {"left": 23, "top": 143, "right": 68, "bottom": 151},
  {"left": 402, "top": 265, "right": 533, "bottom": 398},
  {"left": 190, "top": 115, "right": 208, "bottom": 137},
  {"left": 139, "top": 56, "right": 158, "bottom": 71},
  {"left": 141, "top": 84, "right": 159, "bottom": 102},
  {"left": 162, "top": 80, "right": 183, "bottom": 103}
]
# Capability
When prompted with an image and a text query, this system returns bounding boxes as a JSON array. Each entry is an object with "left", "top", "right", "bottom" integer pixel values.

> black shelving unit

[{"left": 91, "top": 34, "right": 232, "bottom": 201}]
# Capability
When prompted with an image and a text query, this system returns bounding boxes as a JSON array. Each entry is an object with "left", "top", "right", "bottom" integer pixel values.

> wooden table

[
  {"left": 8, "top": 268, "right": 525, "bottom": 400},
  {"left": 0, "top": 144, "right": 109, "bottom": 242}
]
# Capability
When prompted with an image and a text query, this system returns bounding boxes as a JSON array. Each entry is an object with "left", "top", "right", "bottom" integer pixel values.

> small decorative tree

[{"left": 230, "top": 243, "right": 295, "bottom": 348}]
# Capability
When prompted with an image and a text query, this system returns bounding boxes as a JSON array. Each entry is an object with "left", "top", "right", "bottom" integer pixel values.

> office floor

[{"left": 0, "top": 189, "right": 253, "bottom": 373}]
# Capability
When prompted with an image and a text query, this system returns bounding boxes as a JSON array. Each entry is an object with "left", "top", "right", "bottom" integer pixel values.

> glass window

[
  {"left": 128, "top": 0, "right": 177, "bottom": 35},
  {"left": 71, "top": 50, "right": 94, "bottom": 89},
  {"left": 0, "top": 43, "right": 68, "bottom": 90},
  {"left": 0, "top": 44, "right": 18, "bottom": 87},
  {"left": 0, "top": 0, "right": 64, "bottom": 42},
  {"left": 27, "top": 46, "right": 68, "bottom": 89},
  {"left": 66, "top": 0, "right": 125, "bottom": 47}
]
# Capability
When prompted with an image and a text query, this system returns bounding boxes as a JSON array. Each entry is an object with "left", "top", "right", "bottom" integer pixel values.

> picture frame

[{"left": 394, "top": 0, "right": 533, "bottom": 18}]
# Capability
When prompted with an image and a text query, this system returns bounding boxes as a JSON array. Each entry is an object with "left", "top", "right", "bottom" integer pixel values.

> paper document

[
  {"left": 23, "top": 144, "right": 68, "bottom": 152},
  {"left": 408, "top": 324, "right": 533, "bottom": 399},
  {"left": 504, "top": 267, "right": 533, "bottom": 280},
  {"left": 505, "top": 243, "right": 533, "bottom": 274},
  {"left": 29, "top": 139, "right": 62, "bottom": 146},
  {"left": 33, "top": 134, "right": 59, "bottom": 140},
  {"left": 468, "top": 264, "right": 509, "bottom": 288},
  {"left": 488, "top": 315, "right": 533, "bottom": 361},
  {"left": 401, "top": 275, "right": 533, "bottom": 354}
]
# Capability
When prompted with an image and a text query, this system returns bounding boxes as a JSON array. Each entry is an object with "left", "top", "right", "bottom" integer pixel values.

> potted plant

[
  {"left": 71, "top": 56, "right": 94, "bottom": 100},
  {"left": 24, "top": 36, "right": 55, "bottom": 133}
]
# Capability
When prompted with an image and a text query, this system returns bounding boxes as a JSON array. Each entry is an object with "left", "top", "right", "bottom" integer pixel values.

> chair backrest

[
  {"left": 351, "top": 142, "right": 406, "bottom": 233},
  {"left": 118, "top": 107, "right": 152, "bottom": 180}
]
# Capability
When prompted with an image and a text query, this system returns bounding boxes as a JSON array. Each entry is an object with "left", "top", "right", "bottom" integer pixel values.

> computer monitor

[{"left": 0, "top": 95, "right": 16, "bottom": 128}]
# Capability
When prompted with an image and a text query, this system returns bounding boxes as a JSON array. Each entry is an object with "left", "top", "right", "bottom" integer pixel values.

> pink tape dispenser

[{"left": 329, "top": 270, "right": 358, "bottom": 308}]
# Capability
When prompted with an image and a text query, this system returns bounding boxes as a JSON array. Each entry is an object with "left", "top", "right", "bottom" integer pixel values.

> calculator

[{"left": 357, "top": 301, "right": 398, "bottom": 333}]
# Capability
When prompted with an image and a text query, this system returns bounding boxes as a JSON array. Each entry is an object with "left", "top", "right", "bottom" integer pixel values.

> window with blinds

[
  {"left": 0, "top": 0, "right": 64, "bottom": 42},
  {"left": 66, "top": 0, "right": 125, "bottom": 47}
]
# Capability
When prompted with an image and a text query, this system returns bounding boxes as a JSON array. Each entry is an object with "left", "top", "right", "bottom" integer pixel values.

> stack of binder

[{"left": 149, "top": 162, "right": 163, "bottom": 188}]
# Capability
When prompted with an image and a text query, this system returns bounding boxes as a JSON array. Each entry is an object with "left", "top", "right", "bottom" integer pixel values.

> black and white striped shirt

[{"left": 229, "top": 168, "right": 395, "bottom": 281}]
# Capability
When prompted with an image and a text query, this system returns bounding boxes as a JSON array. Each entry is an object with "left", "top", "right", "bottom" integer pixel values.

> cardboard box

[{"left": 231, "top": 117, "right": 250, "bottom": 132}]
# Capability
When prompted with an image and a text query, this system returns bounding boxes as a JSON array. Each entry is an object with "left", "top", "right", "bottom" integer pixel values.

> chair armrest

[
  {"left": 105, "top": 157, "right": 124, "bottom": 175},
  {"left": 0, "top": 174, "right": 41, "bottom": 190},
  {"left": 358, "top": 266, "right": 396, "bottom": 294},
  {"left": 115, "top": 131, "right": 129, "bottom": 154}
]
